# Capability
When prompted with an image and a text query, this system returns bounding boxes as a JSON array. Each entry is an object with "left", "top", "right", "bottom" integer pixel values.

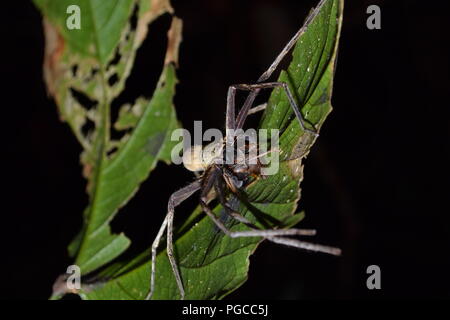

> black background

[{"left": 2, "top": 0, "right": 449, "bottom": 299}]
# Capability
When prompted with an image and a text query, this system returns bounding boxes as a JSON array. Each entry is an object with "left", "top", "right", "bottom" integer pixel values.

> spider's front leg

[
  {"left": 146, "top": 181, "right": 201, "bottom": 300},
  {"left": 230, "top": 82, "right": 318, "bottom": 136},
  {"left": 234, "top": 4, "right": 324, "bottom": 130}
]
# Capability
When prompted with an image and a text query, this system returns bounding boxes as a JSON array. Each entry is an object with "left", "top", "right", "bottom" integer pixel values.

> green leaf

[
  {"left": 75, "top": 63, "right": 179, "bottom": 275},
  {"left": 33, "top": 0, "right": 182, "bottom": 283},
  {"left": 76, "top": 0, "right": 343, "bottom": 300}
]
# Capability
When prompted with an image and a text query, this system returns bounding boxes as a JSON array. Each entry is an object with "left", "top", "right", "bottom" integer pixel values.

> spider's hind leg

[
  {"left": 211, "top": 178, "right": 340, "bottom": 256},
  {"left": 201, "top": 196, "right": 340, "bottom": 256}
]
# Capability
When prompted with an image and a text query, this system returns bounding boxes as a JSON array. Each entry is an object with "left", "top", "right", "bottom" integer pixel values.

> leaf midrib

[{"left": 75, "top": 0, "right": 112, "bottom": 266}]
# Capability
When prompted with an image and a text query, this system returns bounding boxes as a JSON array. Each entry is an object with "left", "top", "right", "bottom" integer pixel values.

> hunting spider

[{"left": 146, "top": 4, "right": 341, "bottom": 300}]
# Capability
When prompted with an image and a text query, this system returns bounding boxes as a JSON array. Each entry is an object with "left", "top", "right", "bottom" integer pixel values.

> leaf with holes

[
  {"left": 34, "top": 0, "right": 182, "bottom": 296},
  {"left": 69, "top": 0, "right": 343, "bottom": 300}
]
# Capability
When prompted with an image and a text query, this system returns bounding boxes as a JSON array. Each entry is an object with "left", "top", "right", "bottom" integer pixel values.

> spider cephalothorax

[{"left": 183, "top": 133, "right": 265, "bottom": 194}]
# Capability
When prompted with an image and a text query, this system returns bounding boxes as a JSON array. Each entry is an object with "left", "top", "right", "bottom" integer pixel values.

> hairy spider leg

[
  {"left": 146, "top": 181, "right": 201, "bottom": 300},
  {"left": 235, "top": 0, "right": 327, "bottom": 129},
  {"left": 196, "top": 166, "right": 339, "bottom": 248},
  {"left": 213, "top": 169, "right": 341, "bottom": 256},
  {"left": 228, "top": 82, "right": 317, "bottom": 136},
  {"left": 247, "top": 102, "right": 267, "bottom": 116},
  {"left": 148, "top": 161, "right": 340, "bottom": 299}
]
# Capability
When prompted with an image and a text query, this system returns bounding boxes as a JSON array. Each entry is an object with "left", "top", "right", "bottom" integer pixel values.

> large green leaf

[
  {"left": 34, "top": 0, "right": 182, "bottom": 284},
  {"left": 72, "top": 0, "right": 343, "bottom": 300},
  {"left": 73, "top": 64, "right": 179, "bottom": 275}
]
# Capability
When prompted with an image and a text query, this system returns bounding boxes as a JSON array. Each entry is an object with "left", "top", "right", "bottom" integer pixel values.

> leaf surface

[{"left": 34, "top": 0, "right": 182, "bottom": 285}]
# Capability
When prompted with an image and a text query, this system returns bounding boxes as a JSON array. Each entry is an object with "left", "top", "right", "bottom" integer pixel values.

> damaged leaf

[{"left": 34, "top": 0, "right": 182, "bottom": 289}]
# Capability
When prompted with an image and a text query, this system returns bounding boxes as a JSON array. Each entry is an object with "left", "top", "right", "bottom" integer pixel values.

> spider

[{"left": 146, "top": 4, "right": 341, "bottom": 300}]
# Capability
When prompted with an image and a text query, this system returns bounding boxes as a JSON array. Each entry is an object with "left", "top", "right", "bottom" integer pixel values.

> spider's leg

[
  {"left": 225, "top": 87, "right": 266, "bottom": 151},
  {"left": 213, "top": 174, "right": 309, "bottom": 233},
  {"left": 214, "top": 176, "right": 260, "bottom": 230},
  {"left": 209, "top": 177, "right": 340, "bottom": 255},
  {"left": 204, "top": 180, "right": 328, "bottom": 246},
  {"left": 146, "top": 214, "right": 169, "bottom": 300},
  {"left": 236, "top": 0, "right": 326, "bottom": 128},
  {"left": 235, "top": 87, "right": 261, "bottom": 130},
  {"left": 257, "top": 0, "right": 326, "bottom": 83},
  {"left": 146, "top": 180, "right": 201, "bottom": 300},
  {"left": 266, "top": 236, "right": 342, "bottom": 256},
  {"left": 248, "top": 103, "right": 267, "bottom": 116},
  {"left": 226, "top": 86, "right": 236, "bottom": 133},
  {"left": 216, "top": 196, "right": 340, "bottom": 255},
  {"left": 234, "top": 82, "right": 317, "bottom": 135},
  {"left": 200, "top": 197, "right": 339, "bottom": 255}
]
